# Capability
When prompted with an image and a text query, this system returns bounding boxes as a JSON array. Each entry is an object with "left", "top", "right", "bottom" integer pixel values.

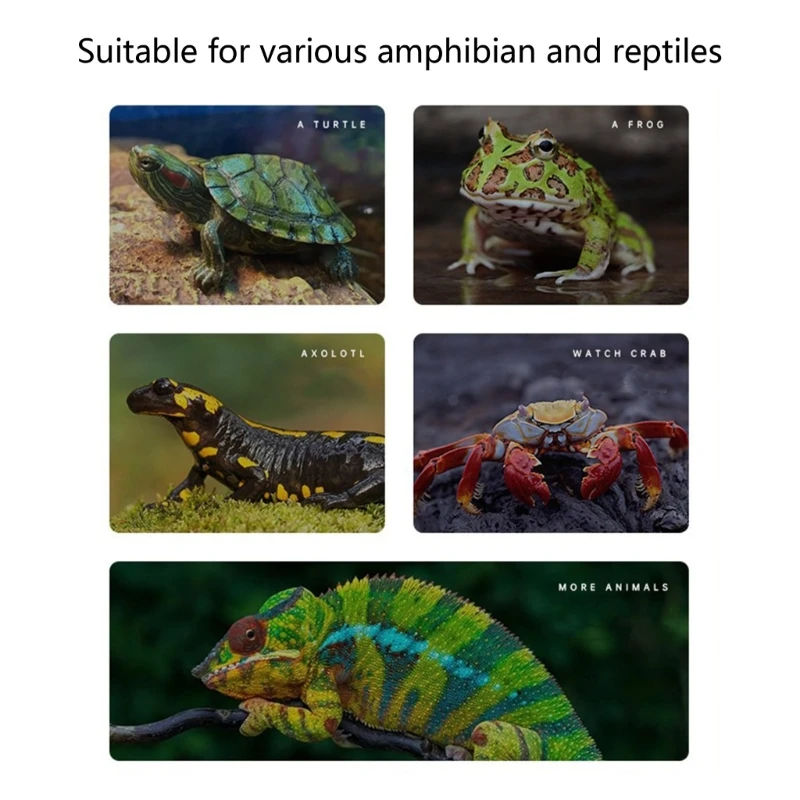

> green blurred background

[
  {"left": 110, "top": 562, "right": 688, "bottom": 761},
  {"left": 110, "top": 334, "right": 384, "bottom": 514}
]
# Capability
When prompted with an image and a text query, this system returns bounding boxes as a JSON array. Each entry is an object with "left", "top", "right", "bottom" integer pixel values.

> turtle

[{"left": 128, "top": 144, "right": 358, "bottom": 293}]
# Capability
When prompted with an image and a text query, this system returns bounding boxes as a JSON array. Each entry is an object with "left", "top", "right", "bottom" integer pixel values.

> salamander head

[
  {"left": 191, "top": 587, "right": 326, "bottom": 701},
  {"left": 126, "top": 378, "right": 224, "bottom": 420}
]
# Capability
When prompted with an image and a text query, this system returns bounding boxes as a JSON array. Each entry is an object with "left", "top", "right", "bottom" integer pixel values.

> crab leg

[
  {"left": 413, "top": 434, "right": 501, "bottom": 513},
  {"left": 503, "top": 443, "right": 551, "bottom": 507},
  {"left": 604, "top": 421, "right": 688, "bottom": 454},
  {"left": 414, "top": 434, "right": 493, "bottom": 471}
]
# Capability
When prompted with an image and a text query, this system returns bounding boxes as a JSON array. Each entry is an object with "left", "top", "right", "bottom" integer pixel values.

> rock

[{"left": 109, "top": 144, "right": 376, "bottom": 306}]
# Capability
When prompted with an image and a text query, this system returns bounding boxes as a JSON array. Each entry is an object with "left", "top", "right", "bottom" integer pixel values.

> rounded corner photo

[{"left": 109, "top": 105, "right": 385, "bottom": 305}]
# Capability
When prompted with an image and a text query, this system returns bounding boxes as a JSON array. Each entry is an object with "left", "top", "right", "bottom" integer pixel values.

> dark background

[
  {"left": 414, "top": 334, "right": 688, "bottom": 533},
  {"left": 110, "top": 105, "right": 385, "bottom": 301},
  {"left": 110, "top": 562, "right": 688, "bottom": 761},
  {"left": 414, "top": 105, "right": 688, "bottom": 305}
]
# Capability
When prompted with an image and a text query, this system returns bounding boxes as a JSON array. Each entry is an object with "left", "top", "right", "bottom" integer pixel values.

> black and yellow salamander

[{"left": 127, "top": 377, "right": 385, "bottom": 510}]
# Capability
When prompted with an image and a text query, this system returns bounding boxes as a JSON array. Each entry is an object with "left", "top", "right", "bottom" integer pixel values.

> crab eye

[{"left": 538, "top": 140, "right": 554, "bottom": 153}]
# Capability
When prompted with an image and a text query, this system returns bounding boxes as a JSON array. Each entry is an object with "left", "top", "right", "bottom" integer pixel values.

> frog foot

[
  {"left": 620, "top": 260, "right": 656, "bottom": 277},
  {"left": 447, "top": 255, "right": 502, "bottom": 275},
  {"left": 535, "top": 266, "right": 606, "bottom": 284}
]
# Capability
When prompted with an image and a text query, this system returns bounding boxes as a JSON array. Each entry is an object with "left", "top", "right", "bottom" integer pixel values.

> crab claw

[
  {"left": 581, "top": 436, "right": 623, "bottom": 501},
  {"left": 503, "top": 443, "right": 551, "bottom": 507},
  {"left": 592, "top": 428, "right": 663, "bottom": 510}
]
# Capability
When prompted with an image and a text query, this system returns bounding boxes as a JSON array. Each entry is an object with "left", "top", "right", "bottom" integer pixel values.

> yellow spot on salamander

[
  {"left": 181, "top": 431, "right": 200, "bottom": 447},
  {"left": 289, "top": 493, "right": 298, "bottom": 502},
  {"left": 237, "top": 456, "right": 258, "bottom": 469},
  {"left": 315, "top": 486, "right": 325, "bottom": 494},
  {"left": 174, "top": 387, "right": 223, "bottom": 414},
  {"left": 198, "top": 447, "right": 218, "bottom": 458},
  {"left": 238, "top": 481, "right": 245, "bottom": 488},
  {"left": 302, "top": 485, "right": 311, "bottom": 499},
  {"left": 168, "top": 379, "right": 178, "bottom": 387},
  {"left": 178, "top": 489, "right": 191, "bottom": 501},
  {"left": 364, "top": 435, "right": 385, "bottom": 444},
  {"left": 321, "top": 431, "right": 346, "bottom": 438},
  {"left": 242, "top": 418, "right": 307, "bottom": 437},
  {"left": 276, "top": 484, "right": 289, "bottom": 501}
]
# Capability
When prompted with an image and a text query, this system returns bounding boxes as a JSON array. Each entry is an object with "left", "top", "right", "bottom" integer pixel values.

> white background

[{"left": 3, "top": 1, "right": 795, "bottom": 797}]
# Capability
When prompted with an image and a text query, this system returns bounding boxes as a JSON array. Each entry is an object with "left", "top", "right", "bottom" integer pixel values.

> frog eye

[
  {"left": 538, "top": 140, "right": 555, "bottom": 153},
  {"left": 152, "top": 378, "right": 174, "bottom": 396},
  {"left": 228, "top": 616, "right": 266, "bottom": 655}
]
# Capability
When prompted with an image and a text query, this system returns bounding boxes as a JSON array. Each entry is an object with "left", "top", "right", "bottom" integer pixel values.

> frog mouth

[{"left": 460, "top": 187, "right": 580, "bottom": 211}]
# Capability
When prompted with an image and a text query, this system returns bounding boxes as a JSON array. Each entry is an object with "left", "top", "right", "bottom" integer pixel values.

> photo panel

[
  {"left": 414, "top": 334, "right": 688, "bottom": 532},
  {"left": 110, "top": 334, "right": 384, "bottom": 532},
  {"left": 110, "top": 105, "right": 384, "bottom": 304},
  {"left": 110, "top": 561, "right": 688, "bottom": 761},
  {"left": 414, "top": 105, "right": 688, "bottom": 305}
]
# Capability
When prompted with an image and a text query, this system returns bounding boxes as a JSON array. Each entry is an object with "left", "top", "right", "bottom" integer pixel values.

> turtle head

[{"left": 128, "top": 145, "right": 211, "bottom": 222}]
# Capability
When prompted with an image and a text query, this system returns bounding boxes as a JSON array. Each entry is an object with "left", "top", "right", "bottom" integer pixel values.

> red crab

[{"left": 414, "top": 397, "right": 688, "bottom": 514}]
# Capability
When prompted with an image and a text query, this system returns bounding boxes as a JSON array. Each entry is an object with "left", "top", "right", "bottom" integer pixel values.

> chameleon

[
  {"left": 448, "top": 119, "right": 655, "bottom": 283},
  {"left": 192, "top": 575, "right": 602, "bottom": 760},
  {"left": 126, "top": 377, "right": 384, "bottom": 510}
]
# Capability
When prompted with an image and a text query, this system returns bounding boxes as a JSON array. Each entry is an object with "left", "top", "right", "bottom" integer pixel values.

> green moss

[{"left": 111, "top": 490, "right": 384, "bottom": 533}]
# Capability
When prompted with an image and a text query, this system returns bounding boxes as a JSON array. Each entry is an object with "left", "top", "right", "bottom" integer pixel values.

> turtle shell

[{"left": 202, "top": 154, "right": 355, "bottom": 245}]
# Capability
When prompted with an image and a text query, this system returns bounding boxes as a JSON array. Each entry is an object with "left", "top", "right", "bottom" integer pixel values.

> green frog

[{"left": 448, "top": 119, "right": 655, "bottom": 283}]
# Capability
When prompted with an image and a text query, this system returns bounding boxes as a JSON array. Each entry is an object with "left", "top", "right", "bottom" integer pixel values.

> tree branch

[{"left": 110, "top": 707, "right": 453, "bottom": 760}]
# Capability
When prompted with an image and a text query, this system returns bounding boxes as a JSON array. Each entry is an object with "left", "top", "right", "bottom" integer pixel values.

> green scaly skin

[
  {"left": 193, "top": 576, "right": 602, "bottom": 760},
  {"left": 449, "top": 119, "right": 655, "bottom": 283},
  {"left": 128, "top": 145, "right": 358, "bottom": 293}
]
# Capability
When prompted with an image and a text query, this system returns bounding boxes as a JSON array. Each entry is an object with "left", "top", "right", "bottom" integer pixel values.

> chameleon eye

[
  {"left": 152, "top": 378, "right": 173, "bottom": 396},
  {"left": 227, "top": 616, "right": 265, "bottom": 655}
]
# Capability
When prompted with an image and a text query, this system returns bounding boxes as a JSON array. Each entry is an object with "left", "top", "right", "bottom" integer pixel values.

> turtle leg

[
  {"left": 320, "top": 245, "right": 359, "bottom": 283},
  {"left": 197, "top": 219, "right": 227, "bottom": 294}
]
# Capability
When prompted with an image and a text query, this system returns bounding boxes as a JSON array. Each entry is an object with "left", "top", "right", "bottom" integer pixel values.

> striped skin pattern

[{"left": 192, "top": 576, "right": 601, "bottom": 760}]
